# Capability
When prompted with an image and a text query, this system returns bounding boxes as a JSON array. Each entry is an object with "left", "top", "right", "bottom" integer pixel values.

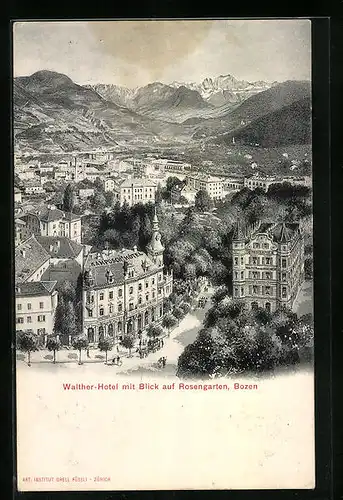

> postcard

[{"left": 14, "top": 19, "right": 315, "bottom": 491}]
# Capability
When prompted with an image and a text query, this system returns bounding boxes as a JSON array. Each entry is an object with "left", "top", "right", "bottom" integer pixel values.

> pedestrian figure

[
  {"left": 162, "top": 357, "right": 167, "bottom": 368},
  {"left": 161, "top": 339, "right": 164, "bottom": 347},
  {"left": 116, "top": 345, "right": 119, "bottom": 353},
  {"left": 117, "top": 356, "right": 120, "bottom": 365},
  {"left": 86, "top": 347, "right": 90, "bottom": 359},
  {"left": 112, "top": 357, "right": 117, "bottom": 365}
]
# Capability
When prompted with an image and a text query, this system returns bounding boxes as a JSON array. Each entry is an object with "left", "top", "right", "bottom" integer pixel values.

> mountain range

[{"left": 13, "top": 70, "right": 312, "bottom": 154}]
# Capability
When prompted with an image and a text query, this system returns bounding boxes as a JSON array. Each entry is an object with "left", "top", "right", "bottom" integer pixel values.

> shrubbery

[{"left": 177, "top": 301, "right": 314, "bottom": 379}]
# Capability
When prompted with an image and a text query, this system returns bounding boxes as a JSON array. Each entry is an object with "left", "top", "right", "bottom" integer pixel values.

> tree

[
  {"left": 72, "top": 336, "right": 89, "bottom": 365},
  {"left": 16, "top": 330, "right": 39, "bottom": 366},
  {"left": 98, "top": 337, "right": 113, "bottom": 364},
  {"left": 180, "top": 302, "right": 191, "bottom": 315},
  {"left": 146, "top": 324, "right": 163, "bottom": 340},
  {"left": 46, "top": 336, "right": 61, "bottom": 364},
  {"left": 162, "top": 313, "right": 178, "bottom": 333},
  {"left": 195, "top": 189, "right": 212, "bottom": 212},
  {"left": 90, "top": 191, "right": 107, "bottom": 212},
  {"left": 54, "top": 297, "right": 78, "bottom": 340},
  {"left": 104, "top": 190, "right": 114, "bottom": 207},
  {"left": 121, "top": 335, "right": 135, "bottom": 356},
  {"left": 173, "top": 306, "right": 184, "bottom": 323},
  {"left": 63, "top": 184, "right": 75, "bottom": 212},
  {"left": 57, "top": 280, "right": 76, "bottom": 303}
]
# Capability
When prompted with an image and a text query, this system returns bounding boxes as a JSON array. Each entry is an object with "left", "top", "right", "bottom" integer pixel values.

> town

[{"left": 14, "top": 145, "right": 313, "bottom": 377}]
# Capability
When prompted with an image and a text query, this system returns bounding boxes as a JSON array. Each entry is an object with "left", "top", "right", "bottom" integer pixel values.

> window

[
  {"left": 282, "top": 259, "right": 287, "bottom": 268},
  {"left": 138, "top": 283, "right": 142, "bottom": 291},
  {"left": 235, "top": 271, "right": 238, "bottom": 279},
  {"left": 266, "top": 257, "right": 271, "bottom": 265},
  {"left": 27, "top": 316, "right": 32, "bottom": 323},
  {"left": 240, "top": 288, "right": 244, "bottom": 296},
  {"left": 152, "top": 291, "right": 155, "bottom": 298},
  {"left": 252, "top": 271, "right": 258, "bottom": 279},
  {"left": 252, "top": 257, "right": 257, "bottom": 265},
  {"left": 37, "top": 328, "right": 46, "bottom": 335},
  {"left": 282, "top": 272, "right": 286, "bottom": 280},
  {"left": 152, "top": 278, "right": 155, "bottom": 285},
  {"left": 145, "top": 282, "right": 149, "bottom": 288},
  {"left": 266, "top": 272, "right": 271, "bottom": 279},
  {"left": 263, "top": 243, "right": 269, "bottom": 249},
  {"left": 118, "top": 289, "right": 123, "bottom": 297},
  {"left": 241, "top": 271, "right": 244, "bottom": 279},
  {"left": 282, "top": 287, "right": 287, "bottom": 298},
  {"left": 265, "top": 286, "right": 271, "bottom": 295},
  {"left": 109, "top": 291, "right": 113, "bottom": 299},
  {"left": 129, "top": 286, "right": 133, "bottom": 295},
  {"left": 253, "top": 286, "right": 258, "bottom": 295},
  {"left": 129, "top": 303, "right": 134, "bottom": 311},
  {"left": 234, "top": 257, "right": 238, "bottom": 265},
  {"left": 38, "top": 315, "right": 45, "bottom": 322},
  {"left": 159, "top": 274, "right": 163, "bottom": 282},
  {"left": 109, "top": 304, "right": 113, "bottom": 313},
  {"left": 146, "top": 293, "right": 149, "bottom": 301},
  {"left": 16, "top": 318, "right": 24, "bottom": 324},
  {"left": 27, "top": 303, "right": 32, "bottom": 310},
  {"left": 99, "top": 308, "right": 104, "bottom": 316},
  {"left": 234, "top": 288, "right": 239, "bottom": 297},
  {"left": 99, "top": 293, "right": 104, "bottom": 301},
  {"left": 241, "top": 257, "right": 244, "bottom": 265},
  {"left": 17, "top": 303, "right": 22, "bottom": 311},
  {"left": 138, "top": 296, "right": 142, "bottom": 304},
  {"left": 253, "top": 243, "right": 259, "bottom": 249},
  {"left": 118, "top": 303, "right": 123, "bottom": 312},
  {"left": 39, "top": 302, "right": 44, "bottom": 309}
]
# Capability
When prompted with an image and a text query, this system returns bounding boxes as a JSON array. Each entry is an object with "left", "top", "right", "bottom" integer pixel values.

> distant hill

[
  {"left": 89, "top": 81, "right": 214, "bottom": 123},
  {"left": 13, "top": 71, "right": 191, "bottom": 153},
  {"left": 192, "top": 80, "right": 311, "bottom": 140},
  {"left": 212, "top": 97, "right": 312, "bottom": 147}
]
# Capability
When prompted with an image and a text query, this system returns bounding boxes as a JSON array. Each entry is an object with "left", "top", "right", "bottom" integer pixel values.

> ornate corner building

[
  {"left": 81, "top": 210, "right": 173, "bottom": 344},
  {"left": 232, "top": 221, "right": 305, "bottom": 313}
]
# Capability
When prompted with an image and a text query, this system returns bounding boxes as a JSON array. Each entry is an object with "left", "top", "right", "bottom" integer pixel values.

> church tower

[{"left": 146, "top": 207, "right": 164, "bottom": 268}]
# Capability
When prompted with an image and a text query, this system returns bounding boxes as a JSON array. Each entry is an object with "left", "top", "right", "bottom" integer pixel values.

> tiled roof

[
  {"left": 270, "top": 223, "right": 300, "bottom": 243},
  {"left": 36, "top": 236, "right": 83, "bottom": 259},
  {"left": 120, "top": 178, "right": 157, "bottom": 188},
  {"left": 38, "top": 208, "right": 81, "bottom": 222},
  {"left": 15, "top": 235, "right": 51, "bottom": 283},
  {"left": 15, "top": 281, "right": 57, "bottom": 297},
  {"left": 84, "top": 249, "right": 158, "bottom": 288}
]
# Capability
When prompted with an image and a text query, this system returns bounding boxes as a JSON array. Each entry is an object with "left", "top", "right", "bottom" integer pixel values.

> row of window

[
  {"left": 234, "top": 271, "right": 274, "bottom": 280},
  {"left": 17, "top": 302, "right": 45, "bottom": 311},
  {"left": 233, "top": 286, "right": 287, "bottom": 297},
  {"left": 88, "top": 291, "right": 162, "bottom": 317},
  {"left": 234, "top": 256, "right": 273, "bottom": 266},
  {"left": 16, "top": 315, "right": 46, "bottom": 324}
]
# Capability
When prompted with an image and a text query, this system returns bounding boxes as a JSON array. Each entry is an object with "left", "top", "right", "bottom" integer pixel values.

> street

[{"left": 16, "top": 287, "right": 214, "bottom": 377}]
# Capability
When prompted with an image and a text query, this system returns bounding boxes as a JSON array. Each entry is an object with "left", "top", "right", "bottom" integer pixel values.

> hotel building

[
  {"left": 232, "top": 221, "right": 305, "bottom": 313},
  {"left": 82, "top": 210, "right": 173, "bottom": 344}
]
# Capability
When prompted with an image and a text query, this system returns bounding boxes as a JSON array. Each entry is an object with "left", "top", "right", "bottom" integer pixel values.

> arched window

[
  {"left": 117, "top": 321, "right": 122, "bottom": 332},
  {"left": 99, "top": 326, "right": 104, "bottom": 340},
  {"left": 144, "top": 311, "right": 149, "bottom": 325},
  {"left": 108, "top": 324, "right": 114, "bottom": 336},
  {"left": 265, "top": 302, "right": 271, "bottom": 313}
]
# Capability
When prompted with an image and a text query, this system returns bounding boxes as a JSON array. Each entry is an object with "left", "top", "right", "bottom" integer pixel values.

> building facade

[
  {"left": 81, "top": 211, "right": 173, "bottom": 345},
  {"left": 15, "top": 235, "right": 51, "bottom": 283},
  {"left": 186, "top": 174, "right": 224, "bottom": 200},
  {"left": 232, "top": 221, "right": 305, "bottom": 313},
  {"left": 119, "top": 178, "right": 157, "bottom": 207},
  {"left": 22, "top": 208, "right": 82, "bottom": 244},
  {"left": 15, "top": 281, "right": 58, "bottom": 344}
]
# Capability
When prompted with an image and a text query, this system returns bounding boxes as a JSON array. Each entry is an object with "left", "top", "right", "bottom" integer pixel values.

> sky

[{"left": 13, "top": 20, "right": 311, "bottom": 88}]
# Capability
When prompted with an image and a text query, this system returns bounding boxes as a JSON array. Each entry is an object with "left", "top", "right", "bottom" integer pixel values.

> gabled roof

[
  {"left": 15, "top": 235, "right": 51, "bottom": 283},
  {"left": 84, "top": 249, "right": 158, "bottom": 288},
  {"left": 15, "top": 281, "right": 57, "bottom": 297},
  {"left": 270, "top": 223, "right": 300, "bottom": 243},
  {"left": 36, "top": 236, "right": 83, "bottom": 259},
  {"left": 36, "top": 208, "right": 81, "bottom": 222}
]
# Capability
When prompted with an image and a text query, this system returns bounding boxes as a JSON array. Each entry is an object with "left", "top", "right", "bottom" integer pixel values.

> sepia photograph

[{"left": 13, "top": 19, "right": 315, "bottom": 491}]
